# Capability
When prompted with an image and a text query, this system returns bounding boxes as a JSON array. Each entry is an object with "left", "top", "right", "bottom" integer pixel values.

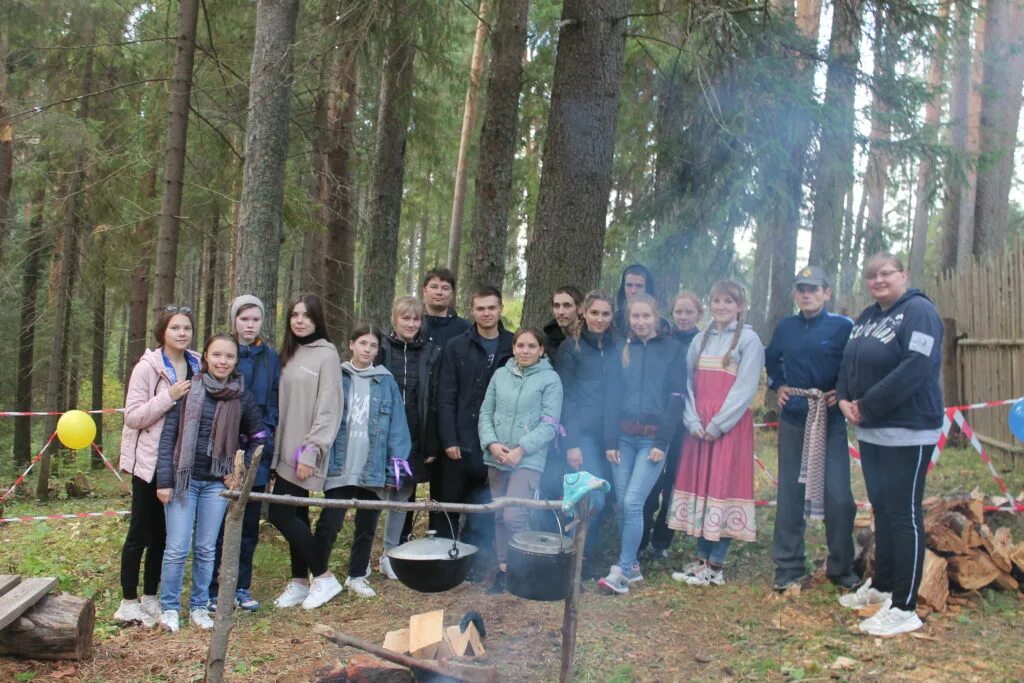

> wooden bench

[{"left": 0, "top": 575, "right": 94, "bottom": 661}]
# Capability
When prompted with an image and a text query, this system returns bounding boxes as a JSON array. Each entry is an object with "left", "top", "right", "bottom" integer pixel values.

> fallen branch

[{"left": 222, "top": 490, "right": 563, "bottom": 513}]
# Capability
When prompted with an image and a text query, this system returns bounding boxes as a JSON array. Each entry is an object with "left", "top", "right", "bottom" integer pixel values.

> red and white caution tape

[
  {"left": 91, "top": 442, "right": 125, "bottom": 483},
  {"left": 946, "top": 397, "right": 1022, "bottom": 413},
  {"left": 0, "top": 432, "right": 58, "bottom": 502},
  {"left": 0, "top": 510, "right": 130, "bottom": 524},
  {"left": 0, "top": 408, "right": 124, "bottom": 417}
]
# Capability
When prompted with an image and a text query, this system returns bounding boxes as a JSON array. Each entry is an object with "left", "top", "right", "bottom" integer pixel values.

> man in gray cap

[{"left": 764, "top": 266, "right": 858, "bottom": 591}]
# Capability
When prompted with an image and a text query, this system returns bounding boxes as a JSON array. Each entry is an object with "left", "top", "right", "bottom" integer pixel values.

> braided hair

[
  {"left": 696, "top": 280, "right": 747, "bottom": 369},
  {"left": 620, "top": 294, "right": 660, "bottom": 368},
  {"left": 572, "top": 289, "right": 614, "bottom": 351}
]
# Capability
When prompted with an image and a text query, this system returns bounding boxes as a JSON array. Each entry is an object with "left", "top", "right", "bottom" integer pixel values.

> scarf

[
  {"left": 790, "top": 387, "right": 827, "bottom": 521},
  {"left": 172, "top": 372, "right": 244, "bottom": 501},
  {"left": 296, "top": 330, "right": 326, "bottom": 345}
]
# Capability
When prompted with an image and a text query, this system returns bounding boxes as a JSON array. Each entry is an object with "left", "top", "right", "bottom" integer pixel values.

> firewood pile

[{"left": 856, "top": 494, "right": 1024, "bottom": 613}]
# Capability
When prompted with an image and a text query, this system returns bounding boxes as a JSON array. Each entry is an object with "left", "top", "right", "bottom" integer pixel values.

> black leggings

[
  {"left": 268, "top": 478, "right": 381, "bottom": 579},
  {"left": 119, "top": 475, "right": 166, "bottom": 600},
  {"left": 860, "top": 442, "right": 930, "bottom": 611}
]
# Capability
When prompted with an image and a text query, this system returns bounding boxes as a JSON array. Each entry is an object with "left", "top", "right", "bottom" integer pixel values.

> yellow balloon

[{"left": 56, "top": 410, "right": 97, "bottom": 450}]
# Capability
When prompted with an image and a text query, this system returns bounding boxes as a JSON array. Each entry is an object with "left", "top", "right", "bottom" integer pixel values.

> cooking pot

[
  {"left": 507, "top": 528, "right": 575, "bottom": 602},
  {"left": 387, "top": 531, "right": 478, "bottom": 593}
]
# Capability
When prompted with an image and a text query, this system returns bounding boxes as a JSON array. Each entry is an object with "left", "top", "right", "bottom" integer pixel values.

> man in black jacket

[
  {"left": 420, "top": 267, "right": 470, "bottom": 348},
  {"left": 436, "top": 287, "right": 514, "bottom": 570}
]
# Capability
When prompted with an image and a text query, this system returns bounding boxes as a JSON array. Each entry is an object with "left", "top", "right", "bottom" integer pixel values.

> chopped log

[
  {"left": 945, "top": 511, "right": 985, "bottom": 548},
  {"left": 918, "top": 550, "right": 949, "bottom": 611},
  {"left": 992, "top": 571, "right": 1019, "bottom": 592},
  {"left": 0, "top": 576, "right": 56, "bottom": 630},
  {"left": 991, "top": 527, "right": 1014, "bottom": 573},
  {"left": 949, "top": 554, "right": 1001, "bottom": 591},
  {"left": 1010, "top": 542, "right": 1024, "bottom": 572},
  {"left": 345, "top": 653, "right": 414, "bottom": 683},
  {"left": 927, "top": 522, "right": 970, "bottom": 555},
  {"left": 0, "top": 592, "right": 94, "bottom": 660},
  {"left": 64, "top": 472, "right": 91, "bottom": 498}
]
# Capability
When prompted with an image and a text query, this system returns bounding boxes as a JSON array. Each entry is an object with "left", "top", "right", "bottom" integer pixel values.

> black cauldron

[
  {"left": 386, "top": 532, "right": 478, "bottom": 593},
  {"left": 507, "top": 530, "right": 575, "bottom": 601}
]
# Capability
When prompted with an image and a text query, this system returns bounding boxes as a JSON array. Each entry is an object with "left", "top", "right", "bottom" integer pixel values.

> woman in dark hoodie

[
  {"left": 597, "top": 294, "right": 686, "bottom": 595},
  {"left": 375, "top": 296, "right": 441, "bottom": 579},
  {"left": 556, "top": 290, "right": 620, "bottom": 577},
  {"left": 836, "top": 253, "right": 943, "bottom": 637}
]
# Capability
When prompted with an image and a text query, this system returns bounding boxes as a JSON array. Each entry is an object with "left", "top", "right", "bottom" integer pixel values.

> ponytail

[{"left": 722, "top": 311, "right": 744, "bottom": 369}]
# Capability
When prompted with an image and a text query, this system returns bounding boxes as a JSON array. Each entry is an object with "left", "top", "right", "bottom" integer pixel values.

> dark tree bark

[
  {"left": 468, "top": 0, "right": 529, "bottom": 294},
  {"left": 0, "top": 26, "right": 11, "bottom": 265},
  {"left": 234, "top": 0, "right": 301, "bottom": 341},
  {"left": 521, "top": 0, "right": 628, "bottom": 328},
  {"left": 202, "top": 210, "right": 219, "bottom": 344},
  {"left": 808, "top": 0, "right": 864, "bottom": 277},
  {"left": 860, "top": 5, "right": 896, "bottom": 259},
  {"left": 973, "top": 0, "right": 1024, "bottom": 257},
  {"left": 908, "top": 0, "right": 949, "bottom": 278},
  {"left": 324, "top": 46, "right": 359, "bottom": 342},
  {"left": 90, "top": 232, "right": 106, "bottom": 468},
  {"left": 13, "top": 190, "right": 48, "bottom": 467},
  {"left": 940, "top": 0, "right": 974, "bottom": 272},
  {"left": 152, "top": 0, "right": 200, "bottom": 316},
  {"left": 447, "top": 0, "right": 490, "bottom": 278},
  {"left": 954, "top": 0, "right": 987, "bottom": 268},
  {"left": 126, "top": 171, "right": 156, "bottom": 386},
  {"left": 39, "top": 44, "right": 94, "bottom": 500},
  {"left": 363, "top": 0, "right": 417, "bottom": 327}
]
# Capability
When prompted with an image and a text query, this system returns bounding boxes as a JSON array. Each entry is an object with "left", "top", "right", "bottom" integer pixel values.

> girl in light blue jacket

[{"left": 479, "top": 327, "right": 564, "bottom": 594}]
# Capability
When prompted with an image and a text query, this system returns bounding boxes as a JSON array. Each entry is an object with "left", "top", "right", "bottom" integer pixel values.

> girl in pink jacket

[{"left": 114, "top": 306, "right": 200, "bottom": 627}]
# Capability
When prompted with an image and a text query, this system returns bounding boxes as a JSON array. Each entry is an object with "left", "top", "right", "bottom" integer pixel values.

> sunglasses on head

[{"left": 163, "top": 305, "right": 193, "bottom": 315}]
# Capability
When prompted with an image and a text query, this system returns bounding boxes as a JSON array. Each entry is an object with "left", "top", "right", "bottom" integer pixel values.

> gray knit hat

[{"left": 230, "top": 294, "right": 265, "bottom": 322}]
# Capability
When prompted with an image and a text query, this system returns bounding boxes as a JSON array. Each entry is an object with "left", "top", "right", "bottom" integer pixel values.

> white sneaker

[
  {"left": 860, "top": 604, "right": 923, "bottom": 637},
  {"left": 857, "top": 597, "right": 892, "bottom": 632},
  {"left": 158, "top": 609, "right": 180, "bottom": 633},
  {"left": 682, "top": 564, "right": 725, "bottom": 586},
  {"left": 379, "top": 555, "right": 398, "bottom": 580},
  {"left": 274, "top": 581, "right": 310, "bottom": 608},
  {"left": 344, "top": 575, "right": 376, "bottom": 598},
  {"left": 838, "top": 578, "right": 890, "bottom": 609},
  {"left": 597, "top": 565, "right": 629, "bottom": 595},
  {"left": 113, "top": 599, "right": 151, "bottom": 626},
  {"left": 302, "top": 575, "right": 344, "bottom": 609},
  {"left": 189, "top": 607, "right": 215, "bottom": 630},
  {"left": 671, "top": 560, "right": 704, "bottom": 582},
  {"left": 140, "top": 595, "right": 161, "bottom": 627}
]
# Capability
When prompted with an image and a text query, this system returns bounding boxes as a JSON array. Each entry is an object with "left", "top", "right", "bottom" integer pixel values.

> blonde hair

[
  {"left": 697, "top": 280, "right": 746, "bottom": 369},
  {"left": 621, "top": 294, "right": 660, "bottom": 367},
  {"left": 391, "top": 296, "right": 423, "bottom": 326},
  {"left": 572, "top": 289, "right": 614, "bottom": 350},
  {"left": 670, "top": 290, "right": 703, "bottom": 317}
]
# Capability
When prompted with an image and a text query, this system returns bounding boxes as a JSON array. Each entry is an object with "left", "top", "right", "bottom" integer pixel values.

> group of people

[{"left": 112, "top": 253, "right": 943, "bottom": 639}]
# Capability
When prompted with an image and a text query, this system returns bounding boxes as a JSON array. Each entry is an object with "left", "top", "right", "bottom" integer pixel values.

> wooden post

[
  {"left": 205, "top": 446, "right": 262, "bottom": 683},
  {"left": 941, "top": 317, "right": 959, "bottom": 407},
  {"left": 559, "top": 498, "right": 590, "bottom": 683}
]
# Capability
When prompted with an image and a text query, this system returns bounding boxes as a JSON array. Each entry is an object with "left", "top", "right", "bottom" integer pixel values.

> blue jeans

[
  {"left": 697, "top": 537, "right": 732, "bottom": 565},
  {"left": 612, "top": 435, "right": 665, "bottom": 570},
  {"left": 160, "top": 479, "right": 228, "bottom": 612}
]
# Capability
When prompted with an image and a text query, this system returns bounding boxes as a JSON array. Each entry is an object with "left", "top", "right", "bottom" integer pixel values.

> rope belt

[{"left": 789, "top": 388, "right": 827, "bottom": 521}]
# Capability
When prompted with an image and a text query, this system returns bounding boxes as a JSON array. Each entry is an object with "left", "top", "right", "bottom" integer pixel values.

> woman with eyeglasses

[
  {"left": 835, "top": 253, "right": 943, "bottom": 637},
  {"left": 115, "top": 305, "right": 200, "bottom": 628}
]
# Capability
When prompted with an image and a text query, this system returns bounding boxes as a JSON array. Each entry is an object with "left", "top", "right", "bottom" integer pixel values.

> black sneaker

[
  {"left": 581, "top": 561, "right": 604, "bottom": 580},
  {"left": 829, "top": 572, "right": 861, "bottom": 589},
  {"left": 487, "top": 571, "right": 507, "bottom": 595},
  {"left": 772, "top": 574, "right": 807, "bottom": 592}
]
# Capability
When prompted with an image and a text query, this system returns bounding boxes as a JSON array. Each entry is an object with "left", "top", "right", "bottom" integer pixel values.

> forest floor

[{"left": 2, "top": 433, "right": 1024, "bottom": 682}]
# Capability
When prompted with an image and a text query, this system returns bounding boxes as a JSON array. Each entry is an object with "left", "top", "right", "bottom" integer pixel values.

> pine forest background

[{"left": 2, "top": 0, "right": 1024, "bottom": 496}]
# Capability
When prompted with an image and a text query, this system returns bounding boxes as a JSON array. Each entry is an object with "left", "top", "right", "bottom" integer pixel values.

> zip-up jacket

[
  {"left": 156, "top": 383, "right": 266, "bottom": 489},
  {"left": 377, "top": 331, "right": 442, "bottom": 482},
  {"left": 422, "top": 308, "right": 470, "bottom": 349},
  {"left": 236, "top": 340, "right": 280, "bottom": 485},
  {"left": 556, "top": 329, "right": 620, "bottom": 450},
  {"left": 606, "top": 333, "right": 686, "bottom": 452},
  {"left": 543, "top": 320, "right": 568, "bottom": 368},
  {"left": 765, "top": 310, "right": 852, "bottom": 427},
  {"left": 837, "top": 289, "right": 944, "bottom": 429},
  {"left": 479, "top": 357, "right": 564, "bottom": 473},
  {"left": 437, "top": 324, "right": 514, "bottom": 453},
  {"left": 119, "top": 347, "right": 201, "bottom": 483}
]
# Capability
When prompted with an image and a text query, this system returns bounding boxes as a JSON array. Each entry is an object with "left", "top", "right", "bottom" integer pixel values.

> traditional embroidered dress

[{"left": 668, "top": 322, "right": 764, "bottom": 543}]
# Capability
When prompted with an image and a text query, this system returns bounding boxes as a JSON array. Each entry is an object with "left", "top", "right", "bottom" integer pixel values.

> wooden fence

[{"left": 931, "top": 240, "right": 1024, "bottom": 457}]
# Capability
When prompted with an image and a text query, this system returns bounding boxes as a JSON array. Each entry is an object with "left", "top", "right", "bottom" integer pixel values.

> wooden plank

[
  {"left": 0, "top": 577, "right": 57, "bottom": 631},
  {"left": 0, "top": 576, "right": 21, "bottom": 598}
]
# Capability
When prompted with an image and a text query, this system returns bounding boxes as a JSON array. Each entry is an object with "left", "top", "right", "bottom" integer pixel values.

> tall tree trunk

[
  {"left": 234, "top": 0, "right": 301, "bottom": 341},
  {"left": 90, "top": 231, "right": 106, "bottom": 468},
  {"left": 468, "top": 0, "right": 529, "bottom": 293},
  {"left": 202, "top": 210, "right": 219, "bottom": 344},
  {"left": 861, "top": 5, "right": 896, "bottom": 259},
  {"left": 0, "top": 26, "right": 11, "bottom": 265},
  {"left": 447, "top": 1, "right": 490, "bottom": 277},
  {"left": 940, "top": 0, "right": 974, "bottom": 272},
  {"left": 39, "top": 44, "right": 94, "bottom": 499},
  {"left": 324, "top": 47, "right": 359, "bottom": 342},
  {"left": 749, "top": 223, "right": 772, "bottom": 337},
  {"left": 522, "top": 0, "right": 628, "bottom": 327},
  {"left": 13, "top": 190, "right": 47, "bottom": 467},
  {"left": 955, "top": 0, "right": 987, "bottom": 268},
  {"left": 363, "top": 0, "right": 417, "bottom": 327},
  {"left": 909, "top": 0, "right": 950, "bottom": 277},
  {"left": 808, "top": 0, "right": 864, "bottom": 277},
  {"left": 973, "top": 0, "right": 1024, "bottom": 256},
  {"left": 152, "top": 0, "right": 200, "bottom": 315},
  {"left": 126, "top": 169, "right": 157, "bottom": 385}
]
